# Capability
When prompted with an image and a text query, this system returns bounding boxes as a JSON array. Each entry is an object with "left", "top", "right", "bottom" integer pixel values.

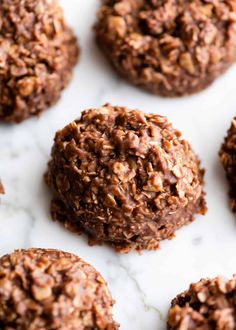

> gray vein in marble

[
  {"left": 1, "top": 202, "right": 36, "bottom": 247},
  {"left": 1, "top": 145, "right": 31, "bottom": 160},
  {"left": 118, "top": 261, "right": 164, "bottom": 321},
  {"left": 192, "top": 237, "right": 203, "bottom": 246},
  {"left": 33, "top": 138, "right": 49, "bottom": 160}
]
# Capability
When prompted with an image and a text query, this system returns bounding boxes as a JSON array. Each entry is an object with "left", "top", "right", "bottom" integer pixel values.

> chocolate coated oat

[
  {"left": 45, "top": 104, "right": 206, "bottom": 253},
  {"left": 220, "top": 118, "right": 236, "bottom": 212},
  {"left": 95, "top": 0, "right": 236, "bottom": 96},
  {"left": 0, "top": 0, "right": 79, "bottom": 123},
  {"left": 0, "top": 248, "right": 118, "bottom": 330},
  {"left": 168, "top": 275, "right": 236, "bottom": 329}
]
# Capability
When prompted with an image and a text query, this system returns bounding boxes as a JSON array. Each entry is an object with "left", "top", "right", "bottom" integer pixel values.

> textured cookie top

[
  {"left": 0, "top": 0, "right": 79, "bottom": 123},
  {"left": 96, "top": 0, "right": 236, "bottom": 96},
  {"left": 219, "top": 118, "right": 236, "bottom": 212},
  {"left": 0, "top": 0, "right": 65, "bottom": 39},
  {"left": 46, "top": 104, "right": 206, "bottom": 252},
  {"left": 0, "top": 249, "right": 118, "bottom": 330},
  {"left": 50, "top": 104, "right": 202, "bottom": 207},
  {"left": 168, "top": 276, "right": 236, "bottom": 329}
]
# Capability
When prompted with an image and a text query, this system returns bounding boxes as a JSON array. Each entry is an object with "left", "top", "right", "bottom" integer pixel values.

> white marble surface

[{"left": 1, "top": 1, "right": 236, "bottom": 329}]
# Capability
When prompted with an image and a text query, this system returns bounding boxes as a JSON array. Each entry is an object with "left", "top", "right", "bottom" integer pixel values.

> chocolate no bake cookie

[
  {"left": 167, "top": 275, "right": 236, "bottom": 329},
  {"left": 0, "top": 0, "right": 79, "bottom": 123},
  {"left": 45, "top": 104, "right": 206, "bottom": 253},
  {"left": 95, "top": 0, "right": 236, "bottom": 97},
  {"left": 219, "top": 118, "right": 236, "bottom": 212},
  {"left": 0, "top": 248, "right": 118, "bottom": 330},
  {"left": 0, "top": 181, "right": 4, "bottom": 195}
]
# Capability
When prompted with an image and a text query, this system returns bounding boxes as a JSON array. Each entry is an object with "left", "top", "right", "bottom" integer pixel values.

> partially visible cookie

[
  {"left": 0, "top": 248, "right": 118, "bottom": 330},
  {"left": 168, "top": 275, "right": 236, "bottom": 329},
  {"left": 0, "top": 0, "right": 79, "bottom": 123},
  {"left": 219, "top": 118, "right": 236, "bottom": 211},
  {"left": 95, "top": 0, "right": 236, "bottom": 97},
  {"left": 0, "top": 181, "right": 4, "bottom": 194}
]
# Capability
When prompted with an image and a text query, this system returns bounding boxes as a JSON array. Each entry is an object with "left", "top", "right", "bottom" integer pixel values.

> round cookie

[
  {"left": 45, "top": 104, "right": 206, "bottom": 253},
  {"left": 0, "top": 248, "right": 118, "bottom": 330},
  {"left": 95, "top": 0, "right": 236, "bottom": 97},
  {"left": 167, "top": 276, "right": 236, "bottom": 329},
  {"left": 0, "top": 0, "right": 79, "bottom": 123},
  {"left": 219, "top": 118, "right": 236, "bottom": 212}
]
